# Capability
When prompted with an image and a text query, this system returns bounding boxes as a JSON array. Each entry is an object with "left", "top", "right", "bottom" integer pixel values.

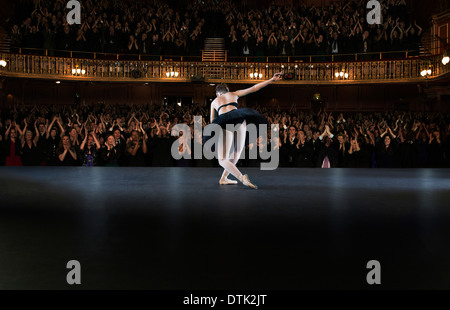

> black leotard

[{"left": 217, "top": 102, "right": 238, "bottom": 114}]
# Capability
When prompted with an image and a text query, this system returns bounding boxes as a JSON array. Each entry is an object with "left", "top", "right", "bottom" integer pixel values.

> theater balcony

[{"left": 0, "top": 49, "right": 448, "bottom": 85}]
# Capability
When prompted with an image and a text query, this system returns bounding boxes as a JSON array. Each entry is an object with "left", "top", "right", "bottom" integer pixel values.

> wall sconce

[
  {"left": 72, "top": 66, "right": 86, "bottom": 76},
  {"left": 166, "top": 71, "right": 179, "bottom": 78},
  {"left": 443, "top": 56, "right": 449, "bottom": 65},
  {"left": 249, "top": 72, "right": 263, "bottom": 79},
  {"left": 420, "top": 68, "right": 432, "bottom": 78},
  {"left": 0, "top": 60, "right": 7, "bottom": 67},
  {"left": 334, "top": 71, "right": 349, "bottom": 79},
  {"left": 442, "top": 51, "right": 449, "bottom": 65}
]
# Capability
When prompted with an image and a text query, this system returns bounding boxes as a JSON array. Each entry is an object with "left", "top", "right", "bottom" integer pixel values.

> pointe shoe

[
  {"left": 240, "top": 174, "right": 258, "bottom": 189},
  {"left": 219, "top": 177, "right": 238, "bottom": 185}
]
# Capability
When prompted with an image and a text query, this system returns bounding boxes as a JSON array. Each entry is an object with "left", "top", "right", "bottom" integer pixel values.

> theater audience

[
  {"left": 80, "top": 129, "right": 101, "bottom": 166},
  {"left": 20, "top": 129, "right": 39, "bottom": 166},
  {"left": 126, "top": 129, "right": 148, "bottom": 167},
  {"left": 56, "top": 135, "right": 78, "bottom": 166},
  {"left": 317, "top": 128, "right": 338, "bottom": 168},
  {"left": 10, "top": 0, "right": 207, "bottom": 57},
  {"left": 173, "top": 130, "right": 193, "bottom": 167},
  {"left": 224, "top": 0, "right": 419, "bottom": 59},
  {"left": 0, "top": 102, "right": 449, "bottom": 168},
  {"left": 9, "top": 0, "right": 421, "bottom": 59},
  {"left": 103, "top": 133, "right": 121, "bottom": 166},
  {"left": 294, "top": 130, "right": 314, "bottom": 167},
  {"left": 4, "top": 122, "right": 23, "bottom": 166}
]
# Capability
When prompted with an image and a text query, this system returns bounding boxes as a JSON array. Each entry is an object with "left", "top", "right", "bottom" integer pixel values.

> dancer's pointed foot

[
  {"left": 219, "top": 177, "right": 238, "bottom": 185},
  {"left": 239, "top": 174, "right": 258, "bottom": 189}
]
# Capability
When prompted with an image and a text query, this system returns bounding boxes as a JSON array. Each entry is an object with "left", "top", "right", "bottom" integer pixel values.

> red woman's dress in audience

[{"left": 5, "top": 140, "right": 23, "bottom": 166}]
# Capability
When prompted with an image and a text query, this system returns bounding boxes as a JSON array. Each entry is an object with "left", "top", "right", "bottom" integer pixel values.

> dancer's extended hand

[{"left": 272, "top": 72, "right": 283, "bottom": 81}]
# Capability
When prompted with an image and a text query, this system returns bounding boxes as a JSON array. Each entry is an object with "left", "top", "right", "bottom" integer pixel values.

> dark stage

[{"left": 1, "top": 167, "right": 450, "bottom": 290}]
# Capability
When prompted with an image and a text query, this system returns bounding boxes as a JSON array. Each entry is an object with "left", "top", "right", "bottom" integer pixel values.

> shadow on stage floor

[{"left": 0, "top": 167, "right": 449, "bottom": 289}]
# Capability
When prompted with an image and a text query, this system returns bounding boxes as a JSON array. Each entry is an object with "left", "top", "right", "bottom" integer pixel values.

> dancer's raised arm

[{"left": 232, "top": 72, "right": 283, "bottom": 97}]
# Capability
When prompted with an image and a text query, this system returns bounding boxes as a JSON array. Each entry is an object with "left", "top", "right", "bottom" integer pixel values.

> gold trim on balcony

[{"left": 0, "top": 52, "right": 448, "bottom": 85}]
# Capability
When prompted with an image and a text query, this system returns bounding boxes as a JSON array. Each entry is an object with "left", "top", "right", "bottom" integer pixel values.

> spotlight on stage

[{"left": 0, "top": 60, "right": 7, "bottom": 67}]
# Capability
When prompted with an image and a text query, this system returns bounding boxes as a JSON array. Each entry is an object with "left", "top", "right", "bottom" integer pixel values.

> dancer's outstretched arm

[{"left": 233, "top": 72, "right": 283, "bottom": 97}]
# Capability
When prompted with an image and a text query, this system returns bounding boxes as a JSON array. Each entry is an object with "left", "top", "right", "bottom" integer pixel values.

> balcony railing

[{"left": 0, "top": 51, "right": 448, "bottom": 84}]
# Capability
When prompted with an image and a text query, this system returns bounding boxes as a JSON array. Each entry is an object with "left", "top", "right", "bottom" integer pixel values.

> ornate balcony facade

[{"left": 0, "top": 51, "right": 448, "bottom": 85}]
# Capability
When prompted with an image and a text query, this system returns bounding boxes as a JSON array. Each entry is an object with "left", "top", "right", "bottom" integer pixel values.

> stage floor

[{"left": 1, "top": 167, "right": 450, "bottom": 289}]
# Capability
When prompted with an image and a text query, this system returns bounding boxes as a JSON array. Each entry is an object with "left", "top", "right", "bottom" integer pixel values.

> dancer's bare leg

[
  {"left": 219, "top": 130, "right": 239, "bottom": 184},
  {"left": 219, "top": 144, "right": 239, "bottom": 185},
  {"left": 218, "top": 121, "right": 257, "bottom": 189},
  {"left": 218, "top": 129, "right": 243, "bottom": 182},
  {"left": 220, "top": 121, "right": 247, "bottom": 184}
]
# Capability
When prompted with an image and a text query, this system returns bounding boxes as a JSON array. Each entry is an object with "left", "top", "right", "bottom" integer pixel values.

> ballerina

[{"left": 204, "top": 72, "right": 283, "bottom": 189}]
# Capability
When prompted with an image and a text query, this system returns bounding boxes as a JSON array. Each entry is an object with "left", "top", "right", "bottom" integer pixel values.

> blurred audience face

[
  {"left": 62, "top": 135, "right": 70, "bottom": 146},
  {"left": 288, "top": 126, "right": 296, "bottom": 137},
  {"left": 69, "top": 128, "right": 78, "bottom": 139},
  {"left": 298, "top": 130, "right": 306, "bottom": 141},
  {"left": 73, "top": 123, "right": 81, "bottom": 133},
  {"left": 39, "top": 123, "right": 45, "bottom": 134},
  {"left": 313, "top": 131, "right": 320, "bottom": 140},
  {"left": 384, "top": 135, "right": 391, "bottom": 147},
  {"left": 131, "top": 131, "right": 140, "bottom": 141},
  {"left": 50, "top": 128, "right": 57, "bottom": 138},
  {"left": 114, "top": 129, "right": 121, "bottom": 140},
  {"left": 87, "top": 135, "right": 94, "bottom": 147},
  {"left": 10, "top": 129, "right": 17, "bottom": 139},
  {"left": 25, "top": 130, "right": 33, "bottom": 141},
  {"left": 107, "top": 135, "right": 115, "bottom": 146}
]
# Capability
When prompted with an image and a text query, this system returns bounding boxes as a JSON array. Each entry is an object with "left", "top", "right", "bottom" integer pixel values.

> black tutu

[{"left": 202, "top": 108, "right": 268, "bottom": 146}]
